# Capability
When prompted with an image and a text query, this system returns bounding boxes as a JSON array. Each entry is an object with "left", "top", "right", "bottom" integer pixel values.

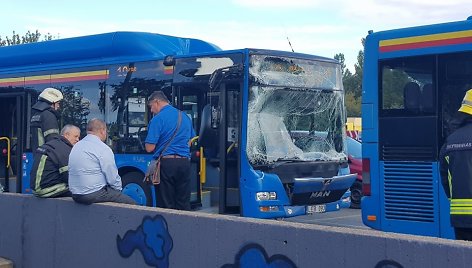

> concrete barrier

[{"left": 1, "top": 193, "right": 472, "bottom": 268}]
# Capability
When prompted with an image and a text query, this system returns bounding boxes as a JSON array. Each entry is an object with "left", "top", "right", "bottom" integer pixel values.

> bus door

[
  {"left": 0, "top": 92, "right": 27, "bottom": 193},
  {"left": 174, "top": 87, "right": 204, "bottom": 208},
  {"left": 198, "top": 78, "right": 242, "bottom": 214},
  {"left": 172, "top": 54, "right": 243, "bottom": 213},
  {"left": 216, "top": 84, "right": 241, "bottom": 214}
]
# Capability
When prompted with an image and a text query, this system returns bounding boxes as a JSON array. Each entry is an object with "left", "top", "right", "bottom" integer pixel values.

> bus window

[
  {"left": 51, "top": 67, "right": 108, "bottom": 135},
  {"left": 127, "top": 97, "right": 146, "bottom": 127},
  {"left": 380, "top": 56, "right": 435, "bottom": 115},
  {"left": 439, "top": 52, "right": 472, "bottom": 138},
  {"left": 107, "top": 61, "right": 172, "bottom": 153},
  {"left": 182, "top": 95, "right": 199, "bottom": 131}
]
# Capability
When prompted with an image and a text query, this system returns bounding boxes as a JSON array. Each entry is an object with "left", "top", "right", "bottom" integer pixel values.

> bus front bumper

[{"left": 278, "top": 190, "right": 352, "bottom": 217}]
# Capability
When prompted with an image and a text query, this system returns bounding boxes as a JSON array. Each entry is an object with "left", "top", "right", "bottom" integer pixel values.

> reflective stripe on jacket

[{"left": 30, "top": 136, "right": 72, "bottom": 198}]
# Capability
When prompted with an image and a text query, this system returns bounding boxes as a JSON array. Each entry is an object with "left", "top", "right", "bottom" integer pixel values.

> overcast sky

[{"left": 1, "top": 0, "right": 471, "bottom": 71}]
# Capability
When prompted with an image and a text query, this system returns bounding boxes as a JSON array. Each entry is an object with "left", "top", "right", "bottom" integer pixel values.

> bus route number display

[{"left": 116, "top": 66, "right": 137, "bottom": 76}]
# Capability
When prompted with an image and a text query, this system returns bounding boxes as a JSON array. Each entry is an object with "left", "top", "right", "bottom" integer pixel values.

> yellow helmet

[{"left": 38, "top": 87, "right": 63, "bottom": 104}]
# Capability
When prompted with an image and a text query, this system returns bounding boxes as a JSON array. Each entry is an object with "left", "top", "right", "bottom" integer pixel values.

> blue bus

[
  {"left": 361, "top": 17, "right": 472, "bottom": 237},
  {"left": 0, "top": 32, "right": 355, "bottom": 218}
]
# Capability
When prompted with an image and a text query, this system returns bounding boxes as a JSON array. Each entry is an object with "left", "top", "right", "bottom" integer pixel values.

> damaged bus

[{"left": 0, "top": 32, "right": 355, "bottom": 218}]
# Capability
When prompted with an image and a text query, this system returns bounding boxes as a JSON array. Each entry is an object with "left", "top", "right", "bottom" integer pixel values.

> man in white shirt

[{"left": 68, "top": 118, "right": 136, "bottom": 205}]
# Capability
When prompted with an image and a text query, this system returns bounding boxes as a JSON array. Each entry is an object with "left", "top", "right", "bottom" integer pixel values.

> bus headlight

[{"left": 256, "top": 191, "right": 277, "bottom": 201}]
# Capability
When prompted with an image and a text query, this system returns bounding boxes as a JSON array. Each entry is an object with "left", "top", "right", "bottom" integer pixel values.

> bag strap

[{"left": 157, "top": 111, "right": 182, "bottom": 159}]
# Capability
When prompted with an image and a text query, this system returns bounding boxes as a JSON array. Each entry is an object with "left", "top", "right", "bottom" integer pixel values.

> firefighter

[
  {"left": 30, "top": 87, "right": 63, "bottom": 153},
  {"left": 440, "top": 89, "right": 472, "bottom": 241},
  {"left": 30, "top": 125, "right": 80, "bottom": 198}
]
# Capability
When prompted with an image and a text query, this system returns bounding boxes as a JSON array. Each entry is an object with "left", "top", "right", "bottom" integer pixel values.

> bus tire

[
  {"left": 122, "top": 171, "right": 153, "bottom": 207},
  {"left": 350, "top": 180, "right": 362, "bottom": 209}
]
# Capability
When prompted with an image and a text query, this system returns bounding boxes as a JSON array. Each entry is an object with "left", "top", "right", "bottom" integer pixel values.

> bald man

[
  {"left": 68, "top": 118, "right": 136, "bottom": 205},
  {"left": 30, "top": 124, "right": 80, "bottom": 198}
]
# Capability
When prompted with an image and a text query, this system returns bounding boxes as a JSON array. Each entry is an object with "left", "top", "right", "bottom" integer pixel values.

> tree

[
  {"left": 335, "top": 38, "right": 365, "bottom": 117},
  {"left": 351, "top": 39, "right": 365, "bottom": 99},
  {"left": 60, "top": 86, "right": 91, "bottom": 131},
  {"left": 334, "top": 53, "right": 347, "bottom": 76},
  {"left": 0, "top": 30, "right": 55, "bottom": 46},
  {"left": 345, "top": 91, "right": 361, "bottom": 116}
]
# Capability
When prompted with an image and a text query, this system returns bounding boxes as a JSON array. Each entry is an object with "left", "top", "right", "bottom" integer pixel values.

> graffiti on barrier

[
  {"left": 221, "top": 243, "right": 297, "bottom": 268},
  {"left": 375, "top": 259, "right": 404, "bottom": 268},
  {"left": 116, "top": 215, "right": 173, "bottom": 268}
]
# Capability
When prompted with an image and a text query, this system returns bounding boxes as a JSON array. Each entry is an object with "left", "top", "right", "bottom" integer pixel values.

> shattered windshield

[{"left": 247, "top": 55, "right": 347, "bottom": 165}]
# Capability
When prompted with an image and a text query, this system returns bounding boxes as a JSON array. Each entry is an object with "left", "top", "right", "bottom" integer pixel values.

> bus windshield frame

[{"left": 246, "top": 54, "right": 347, "bottom": 166}]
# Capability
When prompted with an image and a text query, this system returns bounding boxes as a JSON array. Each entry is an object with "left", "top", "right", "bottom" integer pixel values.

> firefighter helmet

[{"left": 38, "top": 87, "right": 63, "bottom": 104}]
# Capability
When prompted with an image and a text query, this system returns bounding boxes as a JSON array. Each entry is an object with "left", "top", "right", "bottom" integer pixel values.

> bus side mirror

[{"left": 199, "top": 104, "right": 220, "bottom": 148}]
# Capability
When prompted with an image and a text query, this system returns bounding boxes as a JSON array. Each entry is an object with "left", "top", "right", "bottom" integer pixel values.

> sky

[{"left": 1, "top": 0, "right": 471, "bottom": 71}]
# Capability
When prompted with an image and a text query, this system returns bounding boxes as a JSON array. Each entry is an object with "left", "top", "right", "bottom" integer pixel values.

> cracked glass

[{"left": 247, "top": 55, "right": 347, "bottom": 165}]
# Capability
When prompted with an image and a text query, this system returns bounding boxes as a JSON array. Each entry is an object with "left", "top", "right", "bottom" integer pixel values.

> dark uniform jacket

[
  {"left": 440, "top": 120, "right": 472, "bottom": 228},
  {"left": 30, "top": 136, "right": 73, "bottom": 197},
  {"left": 30, "top": 100, "right": 60, "bottom": 153}
]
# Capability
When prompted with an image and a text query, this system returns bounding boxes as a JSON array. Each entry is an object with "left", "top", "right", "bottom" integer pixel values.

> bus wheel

[
  {"left": 350, "top": 180, "right": 362, "bottom": 209},
  {"left": 122, "top": 171, "right": 152, "bottom": 206}
]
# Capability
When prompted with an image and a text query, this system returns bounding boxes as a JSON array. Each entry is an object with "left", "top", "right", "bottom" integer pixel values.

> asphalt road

[{"left": 197, "top": 205, "right": 368, "bottom": 229}]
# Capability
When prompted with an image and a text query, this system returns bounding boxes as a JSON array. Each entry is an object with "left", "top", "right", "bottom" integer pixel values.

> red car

[{"left": 346, "top": 136, "right": 362, "bottom": 209}]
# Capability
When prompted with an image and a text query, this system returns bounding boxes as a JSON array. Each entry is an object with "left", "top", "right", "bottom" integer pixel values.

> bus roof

[
  {"left": 0, "top": 31, "right": 221, "bottom": 72},
  {"left": 367, "top": 18, "right": 472, "bottom": 56},
  {"left": 370, "top": 17, "right": 472, "bottom": 39},
  {"left": 249, "top": 49, "right": 339, "bottom": 64}
]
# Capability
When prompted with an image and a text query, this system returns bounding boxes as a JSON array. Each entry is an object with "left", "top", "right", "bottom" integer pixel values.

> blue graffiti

[
  {"left": 375, "top": 260, "right": 404, "bottom": 268},
  {"left": 116, "top": 215, "right": 173, "bottom": 268},
  {"left": 222, "top": 243, "right": 297, "bottom": 268}
]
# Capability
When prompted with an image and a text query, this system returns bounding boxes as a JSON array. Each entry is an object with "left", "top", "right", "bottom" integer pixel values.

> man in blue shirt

[
  {"left": 69, "top": 118, "right": 136, "bottom": 205},
  {"left": 145, "top": 91, "right": 195, "bottom": 210}
]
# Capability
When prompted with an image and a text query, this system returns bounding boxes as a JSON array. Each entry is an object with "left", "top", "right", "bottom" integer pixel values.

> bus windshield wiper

[
  {"left": 276, "top": 157, "right": 305, "bottom": 162},
  {"left": 268, "top": 157, "right": 306, "bottom": 168}
]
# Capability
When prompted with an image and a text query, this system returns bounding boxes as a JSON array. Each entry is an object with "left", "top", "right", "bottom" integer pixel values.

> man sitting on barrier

[
  {"left": 68, "top": 118, "right": 136, "bottom": 205},
  {"left": 30, "top": 124, "right": 80, "bottom": 198}
]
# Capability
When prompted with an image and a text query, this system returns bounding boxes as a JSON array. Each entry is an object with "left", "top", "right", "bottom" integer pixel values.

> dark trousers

[
  {"left": 454, "top": 227, "right": 472, "bottom": 241},
  {"left": 155, "top": 158, "right": 191, "bottom": 210},
  {"left": 72, "top": 185, "right": 136, "bottom": 205}
]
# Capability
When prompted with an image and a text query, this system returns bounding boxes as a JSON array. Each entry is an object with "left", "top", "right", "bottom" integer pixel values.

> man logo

[
  {"left": 310, "top": 191, "right": 331, "bottom": 199},
  {"left": 321, "top": 179, "right": 333, "bottom": 191},
  {"left": 309, "top": 179, "right": 333, "bottom": 200}
]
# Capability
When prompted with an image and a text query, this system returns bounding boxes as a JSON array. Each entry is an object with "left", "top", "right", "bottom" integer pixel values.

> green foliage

[
  {"left": 335, "top": 38, "right": 365, "bottom": 117},
  {"left": 0, "top": 30, "right": 55, "bottom": 46},
  {"left": 334, "top": 53, "right": 347, "bottom": 76},
  {"left": 345, "top": 91, "right": 361, "bottom": 116},
  {"left": 60, "top": 86, "right": 91, "bottom": 131},
  {"left": 381, "top": 68, "right": 409, "bottom": 109}
]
